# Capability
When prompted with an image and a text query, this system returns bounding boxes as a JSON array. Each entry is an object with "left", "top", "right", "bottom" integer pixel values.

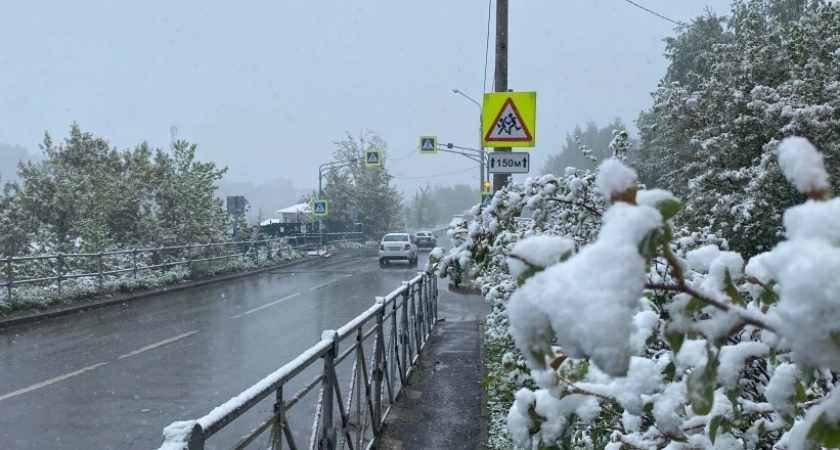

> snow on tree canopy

[{"left": 777, "top": 136, "right": 830, "bottom": 195}]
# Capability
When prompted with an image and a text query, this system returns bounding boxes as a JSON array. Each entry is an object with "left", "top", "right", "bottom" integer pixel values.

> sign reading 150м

[{"left": 487, "top": 152, "right": 530, "bottom": 174}]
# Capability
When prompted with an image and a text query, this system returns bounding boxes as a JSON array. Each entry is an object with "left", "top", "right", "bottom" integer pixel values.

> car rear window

[
  {"left": 383, "top": 234, "right": 408, "bottom": 242},
  {"left": 417, "top": 232, "right": 429, "bottom": 236}
]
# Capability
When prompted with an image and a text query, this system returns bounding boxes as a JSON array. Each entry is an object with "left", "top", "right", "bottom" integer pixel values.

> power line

[
  {"left": 389, "top": 145, "right": 418, "bottom": 163},
  {"left": 483, "top": 0, "right": 493, "bottom": 92},
  {"left": 621, "top": 0, "right": 681, "bottom": 25},
  {"left": 392, "top": 167, "right": 475, "bottom": 179}
]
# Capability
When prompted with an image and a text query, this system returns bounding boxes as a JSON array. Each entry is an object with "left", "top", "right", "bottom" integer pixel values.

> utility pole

[
  {"left": 479, "top": 118, "right": 485, "bottom": 193},
  {"left": 492, "top": 0, "right": 509, "bottom": 193}
]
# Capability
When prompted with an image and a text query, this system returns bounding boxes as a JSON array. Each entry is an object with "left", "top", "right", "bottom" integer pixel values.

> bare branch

[{"left": 545, "top": 197, "right": 603, "bottom": 217}]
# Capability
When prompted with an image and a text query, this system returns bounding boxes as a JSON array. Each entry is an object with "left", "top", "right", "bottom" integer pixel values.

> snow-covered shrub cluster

[
  {"left": 432, "top": 135, "right": 840, "bottom": 450},
  {"left": 429, "top": 132, "right": 629, "bottom": 449}
]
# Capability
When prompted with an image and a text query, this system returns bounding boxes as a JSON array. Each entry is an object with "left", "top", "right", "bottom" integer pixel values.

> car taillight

[
  {"left": 379, "top": 244, "right": 384, "bottom": 250},
  {"left": 404, "top": 244, "right": 410, "bottom": 250}
]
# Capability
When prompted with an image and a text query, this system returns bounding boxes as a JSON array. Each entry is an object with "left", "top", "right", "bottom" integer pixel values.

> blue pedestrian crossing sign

[
  {"left": 364, "top": 149, "right": 382, "bottom": 167},
  {"left": 419, "top": 136, "right": 437, "bottom": 154},
  {"left": 312, "top": 199, "right": 329, "bottom": 217},
  {"left": 480, "top": 191, "right": 493, "bottom": 208}
]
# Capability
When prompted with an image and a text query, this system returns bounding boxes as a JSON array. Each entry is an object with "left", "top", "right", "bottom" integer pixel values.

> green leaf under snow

[
  {"left": 663, "top": 361, "right": 677, "bottom": 382},
  {"left": 807, "top": 412, "right": 840, "bottom": 448},
  {"left": 666, "top": 329, "right": 685, "bottom": 354},
  {"left": 723, "top": 268, "right": 746, "bottom": 307},
  {"left": 637, "top": 228, "right": 662, "bottom": 258},
  {"left": 687, "top": 354, "right": 718, "bottom": 415},
  {"left": 516, "top": 266, "right": 544, "bottom": 287},
  {"left": 709, "top": 416, "right": 723, "bottom": 444},
  {"left": 759, "top": 281, "right": 778, "bottom": 305},
  {"left": 655, "top": 198, "right": 683, "bottom": 221},
  {"left": 684, "top": 297, "right": 705, "bottom": 314},
  {"left": 795, "top": 382, "right": 808, "bottom": 403},
  {"left": 559, "top": 249, "right": 573, "bottom": 262}
]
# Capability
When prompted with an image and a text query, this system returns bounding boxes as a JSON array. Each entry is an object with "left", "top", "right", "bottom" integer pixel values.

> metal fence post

[
  {"left": 97, "top": 252, "right": 103, "bottom": 292},
  {"left": 415, "top": 280, "right": 429, "bottom": 342},
  {"left": 56, "top": 253, "right": 63, "bottom": 297},
  {"left": 272, "top": 385, "right": 285, "bottom": 450},
  {"left": 186, "top": 244, "right": 192, "bottom": 270},
  {"left": 132, "top": 249, "right": 138, "bottom": 279},
  {"left": 320, "top": 331, "right": 338, "bottom": 450},
  {"left": 6, "top": 256, "right": 12, "bottom": 302},
  {"left": 400, "top": 290, "right": 410, "bottom": 375},
  {"left": 187, "top": 422, "right": 205, "bottom": 450},
  {"left": 374, "top": 300, "right": 386, "bottom": 432}
]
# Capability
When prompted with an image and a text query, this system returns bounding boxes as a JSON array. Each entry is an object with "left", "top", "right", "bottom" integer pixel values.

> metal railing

[
  {"left": 0, "top": 232, "right": 364, "bottom": 303},
  {"left": 157, "top": 272, "right": 438, "bottom": 450}
]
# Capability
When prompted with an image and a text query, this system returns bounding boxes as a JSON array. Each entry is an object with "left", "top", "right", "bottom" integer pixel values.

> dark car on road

[{"left": 414, "top": 231, "right": 437, "bottom": 249}]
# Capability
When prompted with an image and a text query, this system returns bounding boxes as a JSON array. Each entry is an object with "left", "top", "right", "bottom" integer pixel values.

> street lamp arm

[
  {"left": 440, "top": 143, "right": 484, "bottom": 154},
  {"left": 452, "top": 88, "right": 482, "bottom": 111},
  {"left": 436, "top": 148, "right": 482, "bottom": 164},
  {"left": 319, "top": 159, "right": 360, "bottom": 198}
]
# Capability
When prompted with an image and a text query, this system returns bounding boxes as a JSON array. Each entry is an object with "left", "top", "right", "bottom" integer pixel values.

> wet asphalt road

[{"left": 0, "top": 246, "right": 443, "bottom": 449}]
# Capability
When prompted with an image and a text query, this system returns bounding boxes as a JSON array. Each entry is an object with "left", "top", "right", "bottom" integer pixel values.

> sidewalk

[{"left": 380, "top": 287, "right": 491, "bottom": 450}]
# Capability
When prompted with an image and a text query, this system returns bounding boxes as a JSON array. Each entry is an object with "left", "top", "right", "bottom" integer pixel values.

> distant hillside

[{"left": 0, "top": 143, "right": 40, "bottom": 183}]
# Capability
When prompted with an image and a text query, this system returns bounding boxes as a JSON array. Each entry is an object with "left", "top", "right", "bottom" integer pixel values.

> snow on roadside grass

[{"left": 0, "top": 241, "right": 361, "bottom": 313}]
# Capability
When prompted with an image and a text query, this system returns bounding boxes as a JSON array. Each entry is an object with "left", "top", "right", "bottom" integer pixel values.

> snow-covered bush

[
  {"left": 429, "top": 131, "right": 632, "bottom": 449},
  {"left": 433, "top": 135, "right": 840, "bottom": 450}
]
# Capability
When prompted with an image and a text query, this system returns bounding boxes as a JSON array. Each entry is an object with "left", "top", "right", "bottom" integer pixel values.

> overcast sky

[{"left": 1, "top": 0, "right": 732, "bottom": 197}]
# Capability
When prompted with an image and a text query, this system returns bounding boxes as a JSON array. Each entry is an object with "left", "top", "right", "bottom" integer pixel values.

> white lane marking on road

[
  {"left": 119, "top": 330, "right": 199, "bottom": 359},
  {"left": 0, "top": 362, "right": 108, "bottom": 402},
  {"left": 307, "top": 274, "right": 353, "bottom": 292},
  {"left": 230, "top": 293, "right": 301, "bottom": 319}
]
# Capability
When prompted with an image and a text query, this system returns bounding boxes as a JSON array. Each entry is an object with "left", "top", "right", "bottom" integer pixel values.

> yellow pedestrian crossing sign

[
  {"left": 419, "top": 136, "right": 437, "bottom": 154},
  {"left": 482, "top": 91, "right": 536, "bottom": 148},
  {"left": 312, "top": 200, "right": 328, "bottom": 217},
  {"left": 364, "top": 149, "right": 382, "bottom": 167}
]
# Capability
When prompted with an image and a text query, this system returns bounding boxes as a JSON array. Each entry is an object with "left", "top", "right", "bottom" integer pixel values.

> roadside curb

[
  {"left": 0, "top": 249, "right": 359, "bottom": 330},
  {"left": 478, "top": 317, "right": 490, "bottom": 450}
]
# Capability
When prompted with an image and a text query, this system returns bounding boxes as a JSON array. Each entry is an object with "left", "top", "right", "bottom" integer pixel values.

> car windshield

[{"left": 383, "top": 234, "right": 408, "bottom": 242}]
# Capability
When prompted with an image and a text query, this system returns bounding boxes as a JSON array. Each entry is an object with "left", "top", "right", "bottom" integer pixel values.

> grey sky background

[{"left": 1, "top": 0, "right": 731, "bottom": 200}]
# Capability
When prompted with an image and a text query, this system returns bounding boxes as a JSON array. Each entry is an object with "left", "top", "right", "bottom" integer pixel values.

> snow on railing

[{"left": 156, "top": 271, "right": 438, "bottom": 450}]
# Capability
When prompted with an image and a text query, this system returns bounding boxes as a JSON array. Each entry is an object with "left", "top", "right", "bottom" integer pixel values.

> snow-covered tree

[
  {"left": 408, "top": 184, "right": 442, "bottom": 229},
  {"left": 635, "top": 0, "right": 839, "bottom": 257},
  {"left": 543, "top": 119, "right": 631, "bottom": 177},
  {"left": 328, "top": 130, "right": 405, "bottom": 239},
  {"left": 0, "top": 123, "right": 230, "bottom": 255}
]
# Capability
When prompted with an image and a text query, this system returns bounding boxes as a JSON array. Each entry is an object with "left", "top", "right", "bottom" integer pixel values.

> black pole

[{"left": 492, "top": 0, "right": 509, "bottom": 193}]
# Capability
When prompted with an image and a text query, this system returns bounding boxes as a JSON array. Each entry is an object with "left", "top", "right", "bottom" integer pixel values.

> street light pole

[
  {"left": 452, "top": 88, "right": 485, "bottom": 193},
  {"left": 318, "top": 158, "right": 358, "bottom": 199},
  {"left": 317, "top": 158, "right": 358, "bottom": 251}
]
